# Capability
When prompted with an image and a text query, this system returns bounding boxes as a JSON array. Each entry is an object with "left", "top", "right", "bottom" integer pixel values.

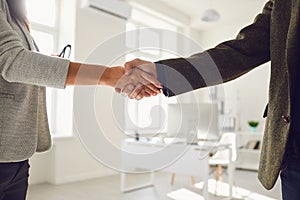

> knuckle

[
  {"left": 129, "top": 76, "right": 135, "bottom": 82},
  {"left": 124, "top": 63, "right": 131, "bottom": 69}
]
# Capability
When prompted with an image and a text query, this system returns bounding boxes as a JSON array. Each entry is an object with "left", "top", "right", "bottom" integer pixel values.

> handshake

[{"left": 109, "top": 58, "right": 163, "bottom": 100}]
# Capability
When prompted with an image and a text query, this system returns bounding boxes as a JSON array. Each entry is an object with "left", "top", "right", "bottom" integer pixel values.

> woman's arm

[
  {"left": 0, "top": 8, "right": 125, "bottom": 89},
  {"left": 0, "top": 9, "right": 69, "bottom": 88},
  {"left": 66, "top": 62, "right": 124, "bottom": 87}
]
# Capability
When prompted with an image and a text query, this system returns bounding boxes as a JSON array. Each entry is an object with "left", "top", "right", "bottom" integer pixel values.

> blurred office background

[{"left": 25, "top": 0, "right": 280, "bottom": 199}]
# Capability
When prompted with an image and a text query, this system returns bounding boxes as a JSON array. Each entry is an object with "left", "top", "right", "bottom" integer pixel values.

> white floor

[{"left": 27, "top": 170, "right": 281, "bottom": 200}]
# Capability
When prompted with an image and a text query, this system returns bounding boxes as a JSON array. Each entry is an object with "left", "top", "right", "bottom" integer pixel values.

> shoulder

[
  {"left": 0, "top": 0, "right": 14, "bottom": 28},
  {"left": 0, "top": 0, "right": 7, "bottom": 11},
  {"left": 0, "top": 0, "right": 9, "bottom": 18}
]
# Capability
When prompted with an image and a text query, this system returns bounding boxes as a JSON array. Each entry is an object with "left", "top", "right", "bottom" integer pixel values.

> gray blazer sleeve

[
  {"left": 156, "top": 0, "right": 273, "bottom": 97},
  {"left": 0, "top": 10, "right": 70, "bottom": 89}
]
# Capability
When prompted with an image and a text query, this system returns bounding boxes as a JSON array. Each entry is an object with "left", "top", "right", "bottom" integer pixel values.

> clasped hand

[{"left": 115, "top": 59, "right": 162, "bottom": 100}]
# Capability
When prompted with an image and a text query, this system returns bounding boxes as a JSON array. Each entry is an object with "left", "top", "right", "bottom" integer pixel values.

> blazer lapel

[
  {"left": 286, "top": 0, "right": 300, "bottom": 85},
  {"left": 286, "top": 0, "right": 300, "bottom": 49},
  {"left": 15, "top": 20, "right": 36, "bottom": 51}
]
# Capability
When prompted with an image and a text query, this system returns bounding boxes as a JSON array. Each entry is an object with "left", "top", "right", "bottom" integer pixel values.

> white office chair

[
  {"left": 209, "top": 132, "right": 236, "bottom": 195},
  {"left": 170, "top": 133, "right": 236, "bottom": 186}
]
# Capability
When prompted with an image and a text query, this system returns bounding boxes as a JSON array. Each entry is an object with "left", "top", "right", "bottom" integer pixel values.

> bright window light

[
  {"left": 30, "top": 30, "right": 54, "bottom": 55},
  {"left": 125, "top": 11, "right": 178, "bottom": 134},
  {"left": 27, "top": 0, "right": 74, "bottom": 137},
  {"left": 26, "top": 0, "right": 56, "bottom": 27}
]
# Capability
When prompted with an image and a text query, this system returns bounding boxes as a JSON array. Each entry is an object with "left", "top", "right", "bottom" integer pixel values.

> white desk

[
  {"left": 236, "top": 132, "right": 263, "bottom": 171},
  {"left": 120, "top": 139, "right": 234, "bottom": 199}
]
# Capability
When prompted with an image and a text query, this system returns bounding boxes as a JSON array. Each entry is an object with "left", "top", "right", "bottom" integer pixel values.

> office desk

[{"left": 120, "top": 139, "right": 234, "bottom": 199}]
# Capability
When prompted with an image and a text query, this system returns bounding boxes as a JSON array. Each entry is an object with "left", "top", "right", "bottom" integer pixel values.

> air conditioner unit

[{"left": 89, "top": 0, "right": 132, "bottom": 20}]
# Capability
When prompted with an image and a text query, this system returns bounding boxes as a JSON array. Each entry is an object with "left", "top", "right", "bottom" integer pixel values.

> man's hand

[
  {"left": 126, "top": 59, "right": 161, "bottom": 100},
  {"left": 115, "top": 59, "right": 162, "bottom": 100},
  {"left": 124, "top": 59, "right": 156, "bottom": 77}
]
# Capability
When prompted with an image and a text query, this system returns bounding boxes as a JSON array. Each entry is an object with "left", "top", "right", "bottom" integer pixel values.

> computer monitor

[{"left": 167, "top": 103, "right": 219, "bottom": 141}]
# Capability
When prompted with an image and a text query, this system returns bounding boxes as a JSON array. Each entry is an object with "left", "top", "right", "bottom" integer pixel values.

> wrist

[
  {"left": 99, "top": 67, "right": 109, "bottom": 85},
  {"left": 100, "top": 67, "right": 124, "bottom": 87}
]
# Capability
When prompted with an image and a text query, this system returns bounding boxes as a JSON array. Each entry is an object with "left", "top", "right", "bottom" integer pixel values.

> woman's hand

[{"left": 65, "top": 61, "right": 160, "bottom": 101}]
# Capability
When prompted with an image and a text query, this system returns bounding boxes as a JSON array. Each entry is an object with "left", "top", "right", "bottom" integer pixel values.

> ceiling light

[{"left": 201, "top": 9, "right": 220, "bottom": 22}]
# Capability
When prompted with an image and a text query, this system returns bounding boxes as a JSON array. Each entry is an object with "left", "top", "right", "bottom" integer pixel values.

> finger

[
  {"left": 134, "top": 72, "right": 161, "bottom": 94},
  {"left": 129, "top": 83, "right": 143, "bottom": 99},
  {"left": 143, "top": 83, "right": 161, "bottom": 95},
  {"left": 135, "top": 87, "right": 155, "bottom": 101},
  {"left": 143, "top": 87, "right": 155, "bottom": 96},
  {"left": 144, "top": 92, "right": 151, "bottom": 97},
  {"left": 144, "top": 93, "right": 151, "bottom": 97},
  {"left": 138, "top": 82, "right": 159, "bottom": 95},
  {"left": 135, "top": 91, "right": 144, "bottom": 100},
  {"left": 115, "top": 88, "right": 121, "bottom": 94},
  {"left": 136, "top": 89, "right": 152, "bottom": 100},
  {"left": 124, "top": 62, "right": 134, "bottom": 74},
  {"left": 137, "top": 89, "right": 151, "bottom": 98},
  {"left": 115, "top": 74, "right": 129, "bottom": 91},
  {"left": 121, "top": 84, "right": 135, "bottom": 96},
  {"left": 138, "top": 69, "right": 162, "bottom": 89}
]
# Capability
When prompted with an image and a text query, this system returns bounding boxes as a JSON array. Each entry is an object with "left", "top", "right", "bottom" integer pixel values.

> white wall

[{"left": 29, "top": 0, "right": 270, "bottom": 185}]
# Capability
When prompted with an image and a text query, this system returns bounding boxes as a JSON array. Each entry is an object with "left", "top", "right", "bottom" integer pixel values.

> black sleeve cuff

[
  {"left": 155, "top": 57, "right": 206, "bottom": 97},
  {"left": 155, "top": 61, "right": 174, "bottom": 97}
]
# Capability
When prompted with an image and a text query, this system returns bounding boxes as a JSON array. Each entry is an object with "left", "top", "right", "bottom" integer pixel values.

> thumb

[
  {"left": 124, "top": 59, "right": 144, "bottom": 75},
  {"left": 124, "top": 63, "right": 133, "bottom": 74},
  {"left": 115, "top": 88, "right": 121, "bottom": 93}
]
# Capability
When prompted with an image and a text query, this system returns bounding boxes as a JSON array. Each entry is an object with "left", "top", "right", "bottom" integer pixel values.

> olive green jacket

[{"left": 157, "top": 0, "right": 297, "bottom": 189}]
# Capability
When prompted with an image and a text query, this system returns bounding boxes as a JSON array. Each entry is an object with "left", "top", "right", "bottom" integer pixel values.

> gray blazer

[{"left": 0, "top": 0, "right": 70, "bottom": 162}]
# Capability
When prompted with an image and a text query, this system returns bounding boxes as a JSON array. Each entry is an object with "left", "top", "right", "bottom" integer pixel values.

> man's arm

[
  {"left": 122, "top": 1, "right": 273, "bottom": 99},
  {"left": 157, "top": 0, "right": 273, "bottom": 96}
]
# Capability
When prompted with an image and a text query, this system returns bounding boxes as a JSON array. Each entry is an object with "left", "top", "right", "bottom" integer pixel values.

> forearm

[
  {"left": 0, "top": 9, "right": 124, "bottom": 89},
  {"left": 66, "top": 62, "right": 124, "bottom": 87}
]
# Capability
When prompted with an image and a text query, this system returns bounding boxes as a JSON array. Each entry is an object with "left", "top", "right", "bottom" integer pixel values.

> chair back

[{"left": 212, "top": 132, "right": 237, "bottom": 162}]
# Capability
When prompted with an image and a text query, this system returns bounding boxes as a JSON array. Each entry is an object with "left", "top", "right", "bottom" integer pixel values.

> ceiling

[{"left": 156, "top": 0, "right": 266, "bottom": 30}]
